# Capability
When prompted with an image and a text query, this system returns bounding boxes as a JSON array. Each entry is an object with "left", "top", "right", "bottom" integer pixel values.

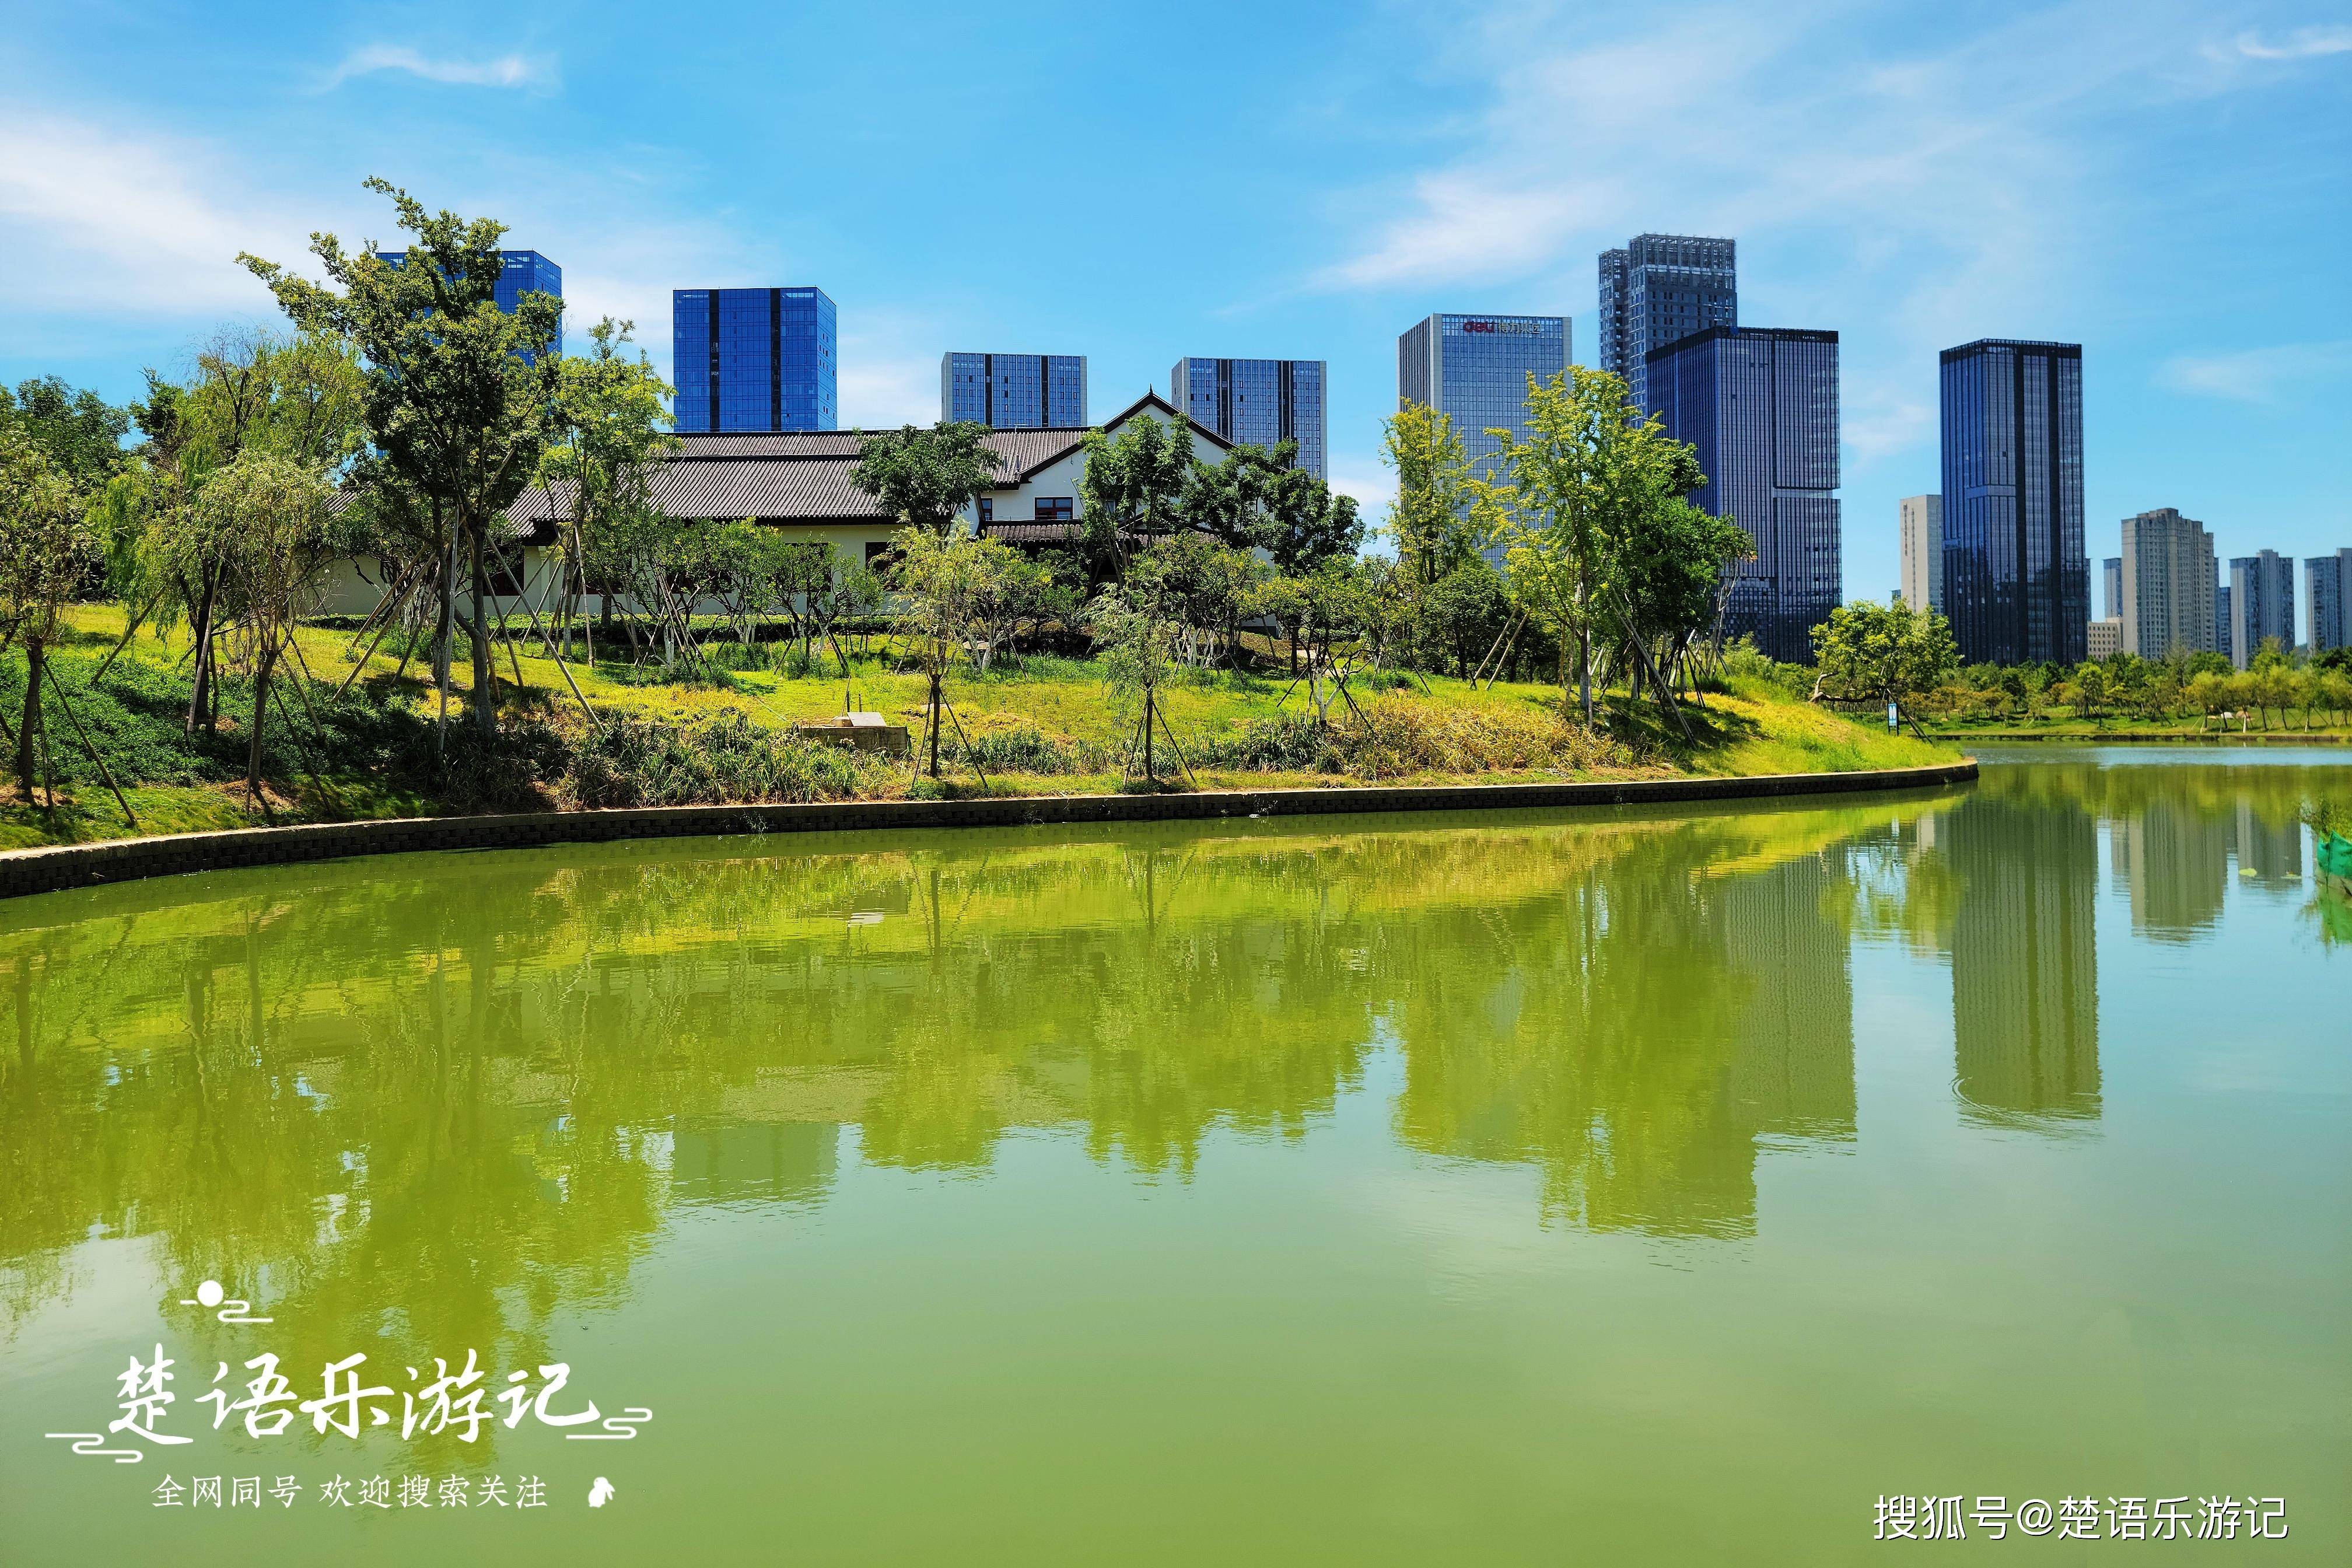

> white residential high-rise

[
  {"left": 1899, "top": 495, "right": 1942, "bottom": 612},
  {"left": 2119, "top": 508, "right": 2217, "bottom": 659},
  {"left": 2305, "top": 547, "right": 2352, "bottom": 654}
]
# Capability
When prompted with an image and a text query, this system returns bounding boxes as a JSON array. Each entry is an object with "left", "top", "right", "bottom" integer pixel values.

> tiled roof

[{"left": 500, "top": 397, "right": 1226, "bottom": 529}]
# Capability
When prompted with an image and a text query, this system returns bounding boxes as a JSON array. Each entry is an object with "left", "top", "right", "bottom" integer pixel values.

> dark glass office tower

[
  {"left": 1938, "top": 340, "right": 2087, "bottom": 666},
  {"left": 1598, "top": 234, "right": 1736, "bottom": 412},
  {"left": 1646, "top": 327, "right": 1842, "bottom": 662},
  {"left": 379, "top": 249, "right": 562, "bottom": 356},
  {"left": 673, "top": 287, "right": 837, "bottom": 433},
  {"left": 1168, "top": 358, "right": 1326, "bottom": 480},
  {"left": 940, "top": 352, "right": 1086, "bottom": 428}
]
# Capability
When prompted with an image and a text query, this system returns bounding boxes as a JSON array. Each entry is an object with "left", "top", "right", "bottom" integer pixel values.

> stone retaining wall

[{"left": 0, "top": 761, "right": 1976, "bottom": 903}]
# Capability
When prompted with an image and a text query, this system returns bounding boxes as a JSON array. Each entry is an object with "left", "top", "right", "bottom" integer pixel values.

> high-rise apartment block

[
  {"left": 1598, "top": 235, "right": 1736, "bottom": 412},
  {"left": 673, "top": 286, "right": 837, "bottom": 433},
  {"left": 379, "top": 249, "right": 562, "bottom": 357},
  {"left": 1398, "top": 313, "right": 1571, "bottom": 562},
  {"left": 2305, "top": 548, "right": 2352, "bottom": 654},
  {"left": 1647, "top": 327, "right": 1842, "bottom": 662},
  {"left": 2119, "top": 508, "right": 2216, "bottom": 659},
  {"left": 1938, "top": 340, "right": 2087, "bottom": 666},
  {"left": 2103, "top": 557, "right": 2122, "bottom": 621},
  {"left": 1899, "top": 496, "right": 1943, "bottom": 613},
  {"left": 2216, "top": 586, "right": 2232, "bottom": 664},
  {"left": 2228, "top": 550, "right": 2295, "bottom": 667},
  {"left": 1168, "top": 358, "right": 1326, "bottom": 479},
  {"left": 940, "top": 353, "right": 1087, "bottom": 428}
]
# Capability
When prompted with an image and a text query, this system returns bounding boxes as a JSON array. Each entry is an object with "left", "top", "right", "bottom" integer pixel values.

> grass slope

[{"left": 0, "top": 605, "right": 1960, "bottom": 849}]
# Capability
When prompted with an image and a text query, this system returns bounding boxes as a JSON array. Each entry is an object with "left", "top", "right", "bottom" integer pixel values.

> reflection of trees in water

[{"left": 0, "top": 802, "right": 1912, "bottom": 1353}]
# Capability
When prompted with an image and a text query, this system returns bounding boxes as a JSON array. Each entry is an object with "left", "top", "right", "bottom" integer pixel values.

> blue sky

[{"left": 3, "top": 1, "right": 2346, "bottom": 600}]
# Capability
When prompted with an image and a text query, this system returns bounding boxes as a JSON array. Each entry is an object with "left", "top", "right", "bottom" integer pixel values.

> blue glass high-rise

[
  {"left": 1168, "top": 358, "right": 1326, "bottom": 480},
  {"left": 940, "top": 353, "right": 1086, "bottom": 428},
  {"left": 1938, "top": 339, "right": 2087, "bottom": 667},
  {"left": 673, "top": 287, "right": 838, "bottom": 432},
  {"left": 1397, "top": 313, "right": 1570, "bottom": 564},
  {"left": 377, "top": 249, "right": 561, "bottom": 358},
  {"left": 1598, "top": 235, "right": 1736, "bottom": 412},
  {"left": 1646, "top": 327, "right": 1842, "bottom": 662}
]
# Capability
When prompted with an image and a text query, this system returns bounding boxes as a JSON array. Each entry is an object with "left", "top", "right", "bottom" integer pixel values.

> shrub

[
  {"left": 561, "top": 708, "right": 880, "bottom": 807},
  {"left": 1194, "top": 713, "right": 1338, "bottom": 772},
  {"left": 1330, "top": 698, "right": 1630, "bottom": 778},
  {"left": 949, "top": 726, "right": 1081, "bottom": 775}
]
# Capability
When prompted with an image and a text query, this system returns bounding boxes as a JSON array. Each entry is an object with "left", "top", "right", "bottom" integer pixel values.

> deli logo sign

[{"left": 1460, "top": 318, "right": 1546, "bottom": 336}]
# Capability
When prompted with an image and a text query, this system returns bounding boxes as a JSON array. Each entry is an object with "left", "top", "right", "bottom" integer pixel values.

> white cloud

[
  {"left": 0, "top": 110, "right": 318, "bottom": 319},
  {"left": 1326, "top": 462, "right": 1395, "bottom": 525},
  {"left": 320, "top": 45, "right": 556, "bottom": 92},
  {"left": 2217, "top": 26, "right": 2352, "bottom": 61},
  {"left": 2157, "top": 340, "right": 2352, "bottom": 402}
]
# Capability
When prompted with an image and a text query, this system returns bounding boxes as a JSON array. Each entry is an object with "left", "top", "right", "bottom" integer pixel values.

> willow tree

[{"left": 242, "top": 179, "right": 561, "bottom": 746}]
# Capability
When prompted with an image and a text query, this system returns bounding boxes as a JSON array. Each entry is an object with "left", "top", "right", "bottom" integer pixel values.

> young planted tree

[
  {"left": 540, "top": 318, "right": 676, "bottom": 666},
  {"left": 0, "top": 429, "right": 95, "bottom": 802},
  {"left": 1381, "top": 402, "right": 1483, "bottom": 588},
  {"left": 195, "top": 452, "right": 337, "bottom": 806},
  {"left": 1085, "top": 558, "right": 1191, "bottom": 785},
  {"left": 242, "top": 179, "right": 563, "bottom": 747},
  {"left": 888, "top": 528, "right": 1002, "bottom": 778},
  {"left": 850, "top": 422, "right": 1001, "bottom": 537}
]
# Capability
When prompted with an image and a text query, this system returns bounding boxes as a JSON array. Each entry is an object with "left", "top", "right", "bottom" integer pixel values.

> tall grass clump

[{"left": 562, "top": 708, "right": 883, "bottom": 807}]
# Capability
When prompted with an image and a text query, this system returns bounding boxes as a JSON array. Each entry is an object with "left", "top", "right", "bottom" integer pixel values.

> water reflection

[{"left": 0, "top": 754, "right": 2332, "bottom": 1374}]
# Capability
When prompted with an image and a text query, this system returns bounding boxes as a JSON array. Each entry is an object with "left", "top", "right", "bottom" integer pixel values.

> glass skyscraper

[
  {"left": 1938, "top": 339, "right": 2087, "bottom": 667},
  {"left": 940, "top": 352, "right": 1086, "bottom": 428},
  {"left": 1397, "top": 313, "right": 1570, "bottom": 565},
  {"left": 673, "top": 286, "right": 837, "bottom": 433},
  {"left": 1598, "top": 235, "right": 1736, "bottom": 412},
  {"left": 1646, "top": 327, "right": 1842, "bottom": 662},
  {"left": 378, "top": 249, "right": 561, "bottom": 356},
  {"left": 1168, "top": 358, "right": 1326, "bottom": 480}
]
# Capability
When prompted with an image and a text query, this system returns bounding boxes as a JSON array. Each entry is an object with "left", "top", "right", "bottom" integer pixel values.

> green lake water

[{"left": 1, "top": 749, "right": 2345, "bottom": 1563}]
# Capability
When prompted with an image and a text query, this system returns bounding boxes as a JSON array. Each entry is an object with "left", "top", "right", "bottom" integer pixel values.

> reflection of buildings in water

[
  {"left": 1951, "top": 795, "right": 2101, "bottom": 1126},
  {"left": 2109, "top": 802, "right": 2232, "bottom": 943},
  {"left": 2233, "top": 803, "right": 2302, "bottom": 890},
  {"left": 1718, "top": 849, "right": 1857, "bottom": 1145},
  {"left": 671, "top": 1120, "right": 841, "bottom": 1208}
]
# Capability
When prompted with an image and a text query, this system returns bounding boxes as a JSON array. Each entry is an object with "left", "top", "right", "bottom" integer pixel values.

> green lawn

[{"left": 0, "top": 605, "right": 1964, "bottom": 850}]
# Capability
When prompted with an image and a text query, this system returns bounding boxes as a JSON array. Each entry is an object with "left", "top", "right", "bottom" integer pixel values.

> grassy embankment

[
  {"left": 1923, "top": 709, "right": 2350, "bottom": 743},
  {"left": 0, "top": 603, "right": 1960, "bottom": 849}
]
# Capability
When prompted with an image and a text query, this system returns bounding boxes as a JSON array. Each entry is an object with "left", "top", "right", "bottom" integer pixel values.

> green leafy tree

[
  {"left": 888, "top": 528, "right": 1003, "bottom": 776},
  {"left": 850, "top": 422, "right": 1001, "bottom": 537},
  {"left": 1084, "top": 560, "right": 1189, "bottom": 783},
  {"left": 195, "top": 452, "right": 338, "bottom": 805},
  {"left": 242, "top": 178, "right": 564, "bottom": 745},
  {"left": 1381, "top": 402, "right": 1482, "bottom": 587},
  {"left": 0, "top": 375, "right": 131, "bottom": 491},
  {"left": 1185, "top": 440, "right": 1362, "bottom": 574},
  {"left": 0, "top": 429, "right": 96, "bottom": 800},
  {"left": 1808, "top": 598, "right": 1961, "bottom": 725},
  {"left": 541, "top": 318, "right": 676, "bottom": 663},
  {"left": 1077, "top": 412, "right": 1195, "bottom": 580},
  {"left": 1422, "top": 562, "right": 1514, "bottom": 678}
]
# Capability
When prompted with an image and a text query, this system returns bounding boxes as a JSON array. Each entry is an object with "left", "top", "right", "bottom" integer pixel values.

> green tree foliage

[
  {"left": 850, "top": 421, "right": 1001, "bottom": 537},
  {"left": 0, "top": 375, "right": 131, "bottom": 490},
  {"left": 1808, "top": 598, "right": 1960, "bottom": 722},
  {"left": 0, "top": 429, "right": 97, "bottom": 797},
  {"left": 1077, "top": 411, "right": 1194, "bottom": 580},
  {"left": 1421, "top": 562, "right": 1514, "bottom": 679},
  {"left": 191, "top": 452, "right": 338, "bottom": 803},
  {"left": 1381, "top": 402, "right": 1483, "bottom": 587},
  {"left": 541, "top": 318, "right": 676, "bottom": 662},
  {"left": 242, "top": 178, "right": 564, "bottom": 743},
  {"left": 1084, "top": 556, "right": 1189, "bottom": 782},
  {"left": 1185, "top": 440, "right": 1363, "bottom": 575}
]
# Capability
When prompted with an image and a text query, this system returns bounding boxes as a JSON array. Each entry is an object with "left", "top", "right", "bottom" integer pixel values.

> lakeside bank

[{"left": 0, "top": 759, "right": 1976, "bottom": 902}]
